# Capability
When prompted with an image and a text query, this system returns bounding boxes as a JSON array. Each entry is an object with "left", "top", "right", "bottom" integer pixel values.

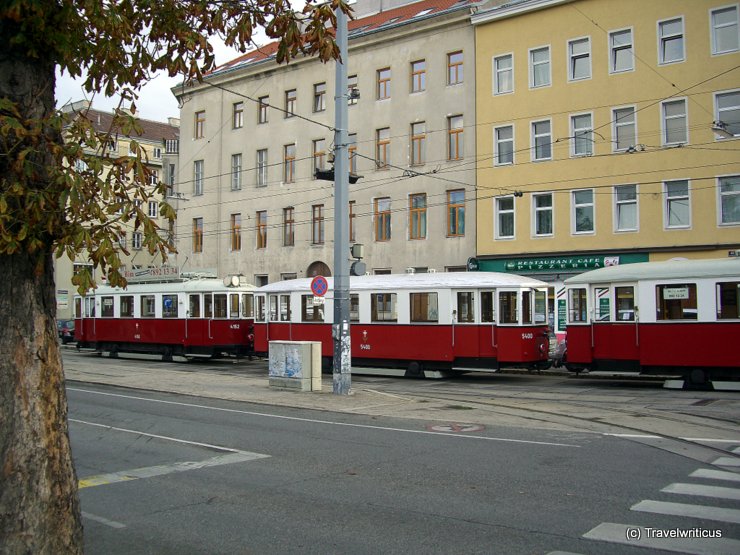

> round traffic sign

[{"left": 310, "top": 275, "right": 329, "bottom": 297}]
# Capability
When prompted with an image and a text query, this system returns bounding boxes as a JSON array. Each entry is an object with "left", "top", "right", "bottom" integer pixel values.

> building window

[
  {"left": 568, "top": 37, "right": 591, "bottom": 81},
  {"left": 349, "top": 200, "right": 356, "bottom": 242},
  {"left": 374, "top": 197, "right": 391, "bottom": 241},
  {"left": 448, "top": 115, "right": 463, "bottom": 160},
  {"left": 715, "top": 90, "right": 740, "bottom": 138},
  {"left": 193, "top": 160, "right": 204, "bottom": 195},
  {"left": 283, "top": 144, "right": 295, "bottom": 183},
  {"left": 665, "top": 179, "right": 690, "bottom": 228},
  {"left": 231, "top": 153, "right": 242, "bottom": 190},
  {"left": 147, "top": 169, "right": 158, "bottom": 186},
  {"left": 194, "top": 110, "right": 205, "bottom": 138},
  {"left": 615, "top": 184, "right": 638, "bottom": 231},
  {"left": 494, "top": 125, "right": 514, "bottom": 166},
  {"left": 152, "top": 147, "right": 162, "bottom": 159},
  {"left": 377, "top": 67, "right": 391, "bottom": 100},
  {"left": 410, "top": 292, "right": 438, "bottom": 323},
  {"left": 533, "top": 193, "right": 553, "bottom": 236},
  {"left": 656, "top": 283, "right": 697, "bottom": 320},
  {"left": 348, "top": 75, "right": 358, "bottom": 105},
  {"left": 719, "top": 175, "right": 740, "bottom": 225},
  {"left": 312, "top": 204, "right": 324, "bottom": 244},
  {"left": 258, "top": 96, "right": 269, "bottom": 123},
  {"left": 495, "top": 196, "right": 515, "bottom": 239},
  {"left": 609, "top": 28, "right": 634, "bottom": 73},
  {"left": 613, "top": 106, "right": 636, "bottom": 151},
  {"left": 167, "top": 163, "right": 175, "bottom": 190},
  {"left": 529, "top": 46, "right": 550, "bottom": 88},
  {"left": 571, "top": 113, "right": 593, "bottom": 156},
  {"left": 132, "top": 231, "right": 142, "bottom": 250},
  {"left": 371, "top": 293, "right": 397, "bottom": 322},
  {"left": 447, "top": 190, "right": 465, "bottom": 237},
  {"left": 662, "top": 99, "right": 687, "bottom": 145},
  {"left": 256, "top": 210, "right": 267, "bottom": 249},
  {"left": 285, "top": 89, "right": 296, "bottom": 118},
  {"left": 193, "top": 218, "right": 203, "bottom": 253},
  {"left": 283, "top": 207, "right": 295, "bottom": 246},
  {"left": 531, "top": 120, "right": 552, "bottom": 161},
  {"left": 313, "top": 82, "right": 326, "bottom": 112},
  {"left": 256, "top": 149, "right": 268, "bottom": 187},
  {"left": 409, "top": 193, "right": 426, "bottom": 240},
  {"left": 411, "top": 60, "right": 426, "bottom": 93},
  {"left": 572, "top": 189, "right": 594, "bottom": 233},
  {"left": 493, "top": 54, "right": 513, "bottom": 95},
  {"left": 148, "top": 200, "right": 158, "bottom": 218},
  {"left": 711, "top": 6, "right": 739, "bottom": 55},
  {"left": 233, "top": 102, "right": 243, "bottom": 129},
  {"left": 348, "top": 133, "right": 357, "bottom": 174},
  {"left": 376, "top": 128, "right": 390, "bottom": 169},
  {"left": 230, "top": 213, "right": 242, "bottom": 251},
  {"left": 118, "top": 231, "right": 127, "bottom": 249},
  {"left": 313, "top": 139, "right": 327, "bottom": 173},
  {"left": 448, "top": 51, "right": 463, "bottom": 85},
  {"left": 411, "top": 122, "right": 426, "bottom": 166},
  {"left": 658, "top": 17, "right": 684, "bottom": 64}
]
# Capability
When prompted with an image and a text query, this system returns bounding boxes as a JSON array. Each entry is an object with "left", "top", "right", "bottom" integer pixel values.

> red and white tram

[
  {"left": 253, "top": 272, "right": 551, "bottom": 377},
  {"left": 563, "top": 258, "right": 740, "bottom": 384},
  {"left": 74, "top": 277, "right": 256, "bottom": 360}
]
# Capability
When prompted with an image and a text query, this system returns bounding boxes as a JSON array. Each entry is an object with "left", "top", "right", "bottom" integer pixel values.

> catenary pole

[{"left": 332, "top": 6, "right": 351, "bottom": 395}]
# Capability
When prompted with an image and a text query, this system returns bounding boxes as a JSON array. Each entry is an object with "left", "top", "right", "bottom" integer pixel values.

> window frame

[
  {"left": 448, "top": 115, "right": 464, "bottom": 161},
  {"left": 283, "top": 207, "right": 295, "bottom": 246},
  {"left": 718, "top": 174, "right": 740, "bottom": 225},
  {"left": 447, "top": 189, "right": 465, "bottom": 237},
  {"left": 494, "top": 124, "right": 514, "bottom": 166},
  {"left": 567, "top": 36, "right": 592, "bottom": 81},
  {"left": 447, "top": 50, "right": 464, "bottom": 85},
  {"left": 313, "top": 82, "right": 326, "bottom": 112},
  {"left": 233, "top": 101, "right": 244, "bottom": 129},
  {"left": 612, "top": 105, "right": 637, "bottom": 152},
  {"left": 409, "top": 192, "right": 427, "bottom": 240},
  {"left": 570, "top": 112, "right": 594, "bottom": 157},
  {"left": 411, "top": 122, "right": 426, "bottom": 166},
  {"left": 411, "top": 59, "right": 426, "bottom": 93},
  {"left": 193, "top": 159, "right": 204, "bottom": 195},
  {"left": 714, "top": 89, "right": 740, "bottom": 139},
  {"left": 661, "top": 98, "right": 688, "bottom": 146},
  {"left": 374, "top": 197, "right": 391, "bottom": 242},
  {"left": 312, "top": 204, "right": 325, "bottom": 245},
  {"left": 528, "top": 45, "right": 551, "bottom": 89},
  {"left": 377, "top": 67, "right": 391, "bottom": 100},
  {"left": 531, "top": 119, "right": 552, "bottom": 161},
  {"left": 664, "top": 179, "right": 691, "bottom": 229},
  {"left": 258, "top": 96, "right": 269, "bottom": 124},
  {"left": 255, "top": 210, "right": 267, "bottom": 249},
  {"left": 608, "top": 27, "right": 634, "bottom": 74},
  {"left": 194, "top": 110, "right": 205, "bottom": 139},
  {"left": 257, "top": 148, "right": 268, "bottom": 187},
  {"left": 493, "top": 53, "right": 514, "bottom": 95},
  {"left": 572, "top": 188, "right": 595, "bottom": 234},
  {"left": 230, "top": 213, "right": 242, "bottom": 252},
  {"left": 495, "top": 195, "right": 515, "bottom": 240},
  {"left": 285, "top": 89, "right": 296, "bottom": 118},
  {"left": 614, "top": 184, "right": 639, "bottom": 232},
  {"left": 192, "top": 217, "right": 203, "bottom": 253},
  {"left": 658, "top": 16, "right": 685, "bottom": 65},
  {"left": 532, "top": 192, "right": 554, "bottom": 237},
  {"left": 376, "top": 127, "right": 390, "bottom": 169},
  {"left": 313, "top": 138, "right": 327, "bottom": 173},
  {"left": 231, "top": 153, "right": 242, "bottom": 191},
  {"left": 710, "top": 5, "right": 740, "bottom": 55},
  {"left": 283, "top": 143, "right": 295, "bottom": 184}
]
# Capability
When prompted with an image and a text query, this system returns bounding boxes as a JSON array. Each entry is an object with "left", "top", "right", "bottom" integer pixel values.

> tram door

[
  {"left": 479, "top": 290, "right": 497, "bottom": 358},
  {"left": 591, "top": 284, "right": 639, "bottom": 366}
]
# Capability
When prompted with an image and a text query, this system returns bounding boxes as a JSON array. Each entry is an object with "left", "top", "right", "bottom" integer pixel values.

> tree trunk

[{"left": 0, "top": 8, "right": 84, "bottom": 554}]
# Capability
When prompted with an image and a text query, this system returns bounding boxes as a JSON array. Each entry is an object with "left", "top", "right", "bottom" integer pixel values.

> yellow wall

[{"left": 474, "top": 0, "right": 740, "bottom": 258}]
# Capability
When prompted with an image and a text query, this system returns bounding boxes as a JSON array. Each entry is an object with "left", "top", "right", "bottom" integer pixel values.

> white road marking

[
  {"left": 690, "top": 469, "right": 740, "bottom": 483},
  {"left": 81, "top": 512, "right": 126, "bottom": 529},
  {"left": 631, "top": 499, "right": 740, "bottom": 524},
  {"left": 662, "top": 483, "right": 740, "bottom": 501},
  {"left": 583, "top": 522, "right": 740, "bottom": 555},
  {"left": 68, "top": 387, "right": 580, "bottom": 447},
  {"left": 713, "top": 457, "right": 740, "bottom": 467}
]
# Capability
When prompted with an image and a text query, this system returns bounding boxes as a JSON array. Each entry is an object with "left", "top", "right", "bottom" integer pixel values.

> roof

[
  {"left": 258, "top": 272, "right": 548, "bottom": 294},
  {"left": 210, "top": 0, "right": 475, "bottom": 76},
  {"left": 68, "top": 106, "right": 179, "bottom": 142},
  {"left": 564, "top": 258, "right": 740, "bottom": 285},
  {"left": 87, "top": 278, "right": 257, "bottom": 295}
]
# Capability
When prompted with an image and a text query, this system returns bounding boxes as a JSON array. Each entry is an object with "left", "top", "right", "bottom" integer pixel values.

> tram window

[
  {"left": 84, "top": 297, "right": 94, "bottom": 317},
  {"left": 522, "top": 291, "right": 532, "bottom": 324},
  {"left": 141, "top": 295, "right": 156, "bottom": 318},
  {"left": 594, "top": 287, "right": 610, "bottom": 321},
  {"left": 534, "top": 290, "right": 547, "bottom": 324},
  {"left": 615, "top": 287, "right": 635, "bottom": 321},
  {"left": 656, "top": 283, "right": 697, "bottom": 320},
  {"left": 268, "top": 295, "right": 278, "bottom": 321},
  {"left": 717, "top": 282, "right": 739, "bottom": 319},
  {"left": 241, "top": 294, "right": 254, "bottom": 318},
  {"left": 163, "top": 294, "right": 178, "bottom": 318},
  {"left": 229, "top": 294, "right": 240, "bottom": 318},
  {"left": 457, "top": 292, "right": 475, "bottom": 323},
  {"left": 255, "top": 296, "right": 266, "bottom": 322},
  {"left": 101, "top": 296, "right": 114, "bottom": 317},
  {"left": 204, "top": 294, "right": 213, "bottom": 318},
  {"left": 568, "top": 288, "right": 587, "bottom": 322},
  {"left": 350, "top": 294, "right": 359, "bottom": 322},
  {"left": 481, "top": 291, "right": 495, "bottom": 323},
  {"left": 280, "top": 295, "right": 291, "bottom": 321},
  {"left": 74, "top": 297, "right": 82, "bottom": 318},
  {"left": 120, "top": 295, "right": 134, "bottom": 317},
  {"left": 371, "top": 293, "right": 397, "bottom": 322},
  {"left": 189, "top": 294, "right": 201, "bottom": 318},
  {"left": 302, "top": 295, "right": 324, "bottom": 322},
  {"left": 499, "top": 291, "right": 518, "bottom": 324},
  {"left": 214, "top": 294, "right": 228, "bottom": 318},
  {"left": 410, "top": 292, "right": 438, "bottom": 323}
]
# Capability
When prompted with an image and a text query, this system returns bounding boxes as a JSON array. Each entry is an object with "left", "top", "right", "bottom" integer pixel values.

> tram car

[
  {"left": 563, "top": 258, "right": 740, "bottom": 385},
  {"left": 253, "top": 272, "right": 551, "bottom": 377},
  {"left": 74, "top": 276, "right": 256, "bottom": 360}
]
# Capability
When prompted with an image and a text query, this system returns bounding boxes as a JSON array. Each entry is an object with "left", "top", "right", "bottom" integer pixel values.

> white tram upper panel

[
  {"left": 565, "top": 258, "right": 740, "bottom": 286},
  {"left": 88, "top": 278, "right": 258, "bottom": 296}
]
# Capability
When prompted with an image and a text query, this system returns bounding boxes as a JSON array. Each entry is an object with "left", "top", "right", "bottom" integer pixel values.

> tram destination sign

[{"left": 122, "top": 266, "right": 180, "bottom": 283}]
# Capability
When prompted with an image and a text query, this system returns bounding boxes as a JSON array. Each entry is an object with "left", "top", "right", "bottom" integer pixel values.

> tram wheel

[
  {"left": 405, "top": 361, "right": 423, "bottom": 378},
  {"left": 689, "top": 368, "right": 709, "bottom": 385},
  {"left": 162, "top": 348, "right": 173, "bottom": 362}
]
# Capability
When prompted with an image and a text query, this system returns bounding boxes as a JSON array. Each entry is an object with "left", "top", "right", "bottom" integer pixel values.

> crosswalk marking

[
  {"left": 690, "top": 469, "right": 740, "bottom": 483},
  {"left": 631, "top": 499, "right": 740, "bottom": 524},
  {"left": 662, "top": 483, "right": 740, "bottom": 501},
  {"left": 712, "top": 457, "right": 740, "bottom": 467},
  {"left": 583, "top": 523, "right": 740, "bottom": 555}
]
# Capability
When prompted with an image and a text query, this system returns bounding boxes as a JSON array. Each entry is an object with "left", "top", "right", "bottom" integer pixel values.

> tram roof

[
  {"left": 565, "top": 258, "right": 740, "bottom": 285},
  {"left": 82, "top": 278, "right": 258, "bottom": 295},
  {"left": 258, "top": 272, "right": 548, "bottom": 293}
]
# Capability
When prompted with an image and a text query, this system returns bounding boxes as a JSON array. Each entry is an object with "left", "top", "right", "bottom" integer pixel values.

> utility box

[{"left": 268, "top": 341, "right": 322, "bottom": 392}]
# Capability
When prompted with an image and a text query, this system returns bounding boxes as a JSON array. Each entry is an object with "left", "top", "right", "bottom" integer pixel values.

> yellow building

[{"left": 472, "top": 0, "right": 740, "bottom": 334}]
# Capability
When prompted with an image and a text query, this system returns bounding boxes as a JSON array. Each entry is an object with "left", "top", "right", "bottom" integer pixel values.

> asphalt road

[{"left": 67, "top": 379, "right": 740, "bottom": 555}]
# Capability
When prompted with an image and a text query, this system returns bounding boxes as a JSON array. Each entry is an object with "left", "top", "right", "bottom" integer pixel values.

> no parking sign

[{"left": 310, "top": 275, "right": 328, "bottom": 297}]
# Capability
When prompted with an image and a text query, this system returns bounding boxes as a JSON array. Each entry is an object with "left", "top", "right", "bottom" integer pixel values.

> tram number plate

[{"left": 521, "top": 333, "right": 534, "bottom": 340}]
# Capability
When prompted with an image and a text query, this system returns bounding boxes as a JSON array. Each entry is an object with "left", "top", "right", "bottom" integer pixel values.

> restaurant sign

[{"left": 504, "top": 256, "right": 621, "bottom": 272}]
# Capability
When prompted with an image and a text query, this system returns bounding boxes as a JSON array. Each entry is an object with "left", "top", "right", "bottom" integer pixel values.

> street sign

[{"left": 310, "top": 275, "right": 329, "bottom": 297}]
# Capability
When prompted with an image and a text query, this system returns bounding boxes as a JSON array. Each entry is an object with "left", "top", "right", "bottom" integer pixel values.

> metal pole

[{"left": 332, "top": 6, "right": 351, "bottom": 395}]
